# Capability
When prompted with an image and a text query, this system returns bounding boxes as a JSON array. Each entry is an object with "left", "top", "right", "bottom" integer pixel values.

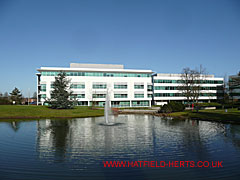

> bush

[
  {"left": 0, "top": 97, "right": 11, "bottom": 105},
  {"left": 158, "top": 102, "right": 185, "bottom": 113}
]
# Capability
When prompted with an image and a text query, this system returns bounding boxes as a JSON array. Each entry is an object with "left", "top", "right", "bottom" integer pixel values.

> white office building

[
  {"left": 229, "top": 74, "right": 240, "bottom": 101},
  {"left": 37, "top": 63, "right": 153, "bottom": 107},
  {"left": 153, "top": 73, "right": 224, "bottom": 105}
]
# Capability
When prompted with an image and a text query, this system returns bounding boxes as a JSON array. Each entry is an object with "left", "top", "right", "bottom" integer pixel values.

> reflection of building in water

[
  {"left": 36, "top": 116, "right": 229, "bottom": 162},
  {"left": 36, "top": 120, "right": 55, "bottom": 160},
  {"left": 8, "top": 121, "right": 20, "bottom": 131}
]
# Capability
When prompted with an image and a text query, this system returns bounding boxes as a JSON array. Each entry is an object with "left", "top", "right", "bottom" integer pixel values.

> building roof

[{"left": 37, "top": 63, "right": 153, "bottom": 74}]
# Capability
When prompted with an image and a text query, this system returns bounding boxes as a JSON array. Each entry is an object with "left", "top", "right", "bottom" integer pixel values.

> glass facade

[
  {"left": 132, "top": 101, "right": 149, "bottom": 107},
  {"left": 111, "top": 101, "right": 130, "bottom": 107},
  {"left": 40, "top": 94, "right": 46, "bottom": 98},
  {"left": 93, "top": 94, "right": 106, "bottom": 98},
  {"left": 41, "top": 84, "right": 46, "bottom": 92},
  {"left": 50, "top": 83, "right": 54, "bottom": 89},
  {"left": 70, "top": 84, "right": 85, "bottom": 89},
  {"left": 134, "top": 85, "right": 144, "bottom": 89},
  {"left": 77, "top": 101, "right": 88, "bottom": 106},
  {"left": 89, "top": 101, "right": 105, "bottom": 107},
  {"left": 147, "top": 85, "right": 152, "bottom": 91},
  {"left": 154, "top": 79, "right": 223, "bottom": 84},
  {"left": 154, "top": 93, "right": 216, "bottom": 97},
  {"left": 134, "top": 94, "right": 144, "bottom": 98},
  {"left": 114, "top": 84, "right": 128, "bottom": 89},
  {"left": 147, "top": 94, "right": 152, "bottom": 98},
  {"left": 41, "top": 71, "right": 151, "bottom": 78},
  {"left": 114, "top": 94, "right": 128, "bottom": 98},
  {"left": 154, "top": 86, "right": 218, "bottom": 90},
  {"left": 71, "top": 94, "right": 85, "bottom": 99},
  {"left": 92, "top": 84, "right": 107, "bottom": 89}
]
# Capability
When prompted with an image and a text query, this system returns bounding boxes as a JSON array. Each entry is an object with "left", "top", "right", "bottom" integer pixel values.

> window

[
  {"left": 41, "top": 71, "right": 151, "bottom": 78},
  {"left": 134, "top": 85, "right": 144, "bottom": 89},
  {"left": 93, "top": 94, "right": 106, "bottom": 98},
  {"left": 70, "top": 83, "right": 85, "bottom": 89},
  {"left": 147, "top": 94, "right": 152, "bottom": 98},
  {"left": 134, "top": 94, "right": 144, "bottom": 98},
  {"left": 147, "top": 85, "right": 152, "bottom": 91},
  {"left": 41, "top": 94, "right": 46, "bottom": 98},
  {"left": 111, "top": 101, "right": 130, "bottom": 107},
  {"left": 114, "top": 94, "right": 128, "bottom": 98},
  {"left": 41, "top": 84, "right": 46, "bottom": 92},
  {"left": 92, "top": 83, "right": 107, "bottom": 89},
  {"left": 132, "top": 101, "right": 149, "bottom": 107},
  {"left": 114, "top": 84, "right": 128, "bottom": 89},
  {"left": 153, "top": 79, "right": 223, "bottom": 84}
]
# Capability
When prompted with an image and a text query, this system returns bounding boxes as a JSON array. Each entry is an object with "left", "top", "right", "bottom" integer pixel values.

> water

[{"left": 0, "top": 115, "right": 240, "bottom": 180}]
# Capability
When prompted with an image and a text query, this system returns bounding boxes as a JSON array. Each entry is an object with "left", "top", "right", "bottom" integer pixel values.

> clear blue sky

[{"left": 0, "top": 0, "right": 240, "bottom": 96}]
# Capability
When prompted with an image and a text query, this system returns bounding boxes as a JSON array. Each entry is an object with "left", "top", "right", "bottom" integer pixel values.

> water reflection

[
  {"left": 36, "top": 115, "right": 239, "bottom": 163},
  {"left": 9, "top": 121, "right": 21, "bottom": 131},
  {"left": 1, "top": 115, "right": 240, "bottom": 179}
]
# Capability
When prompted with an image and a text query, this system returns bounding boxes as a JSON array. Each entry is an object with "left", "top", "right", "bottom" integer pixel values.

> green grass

[
  {"left": 169, "top": 108, "right": 240, "bottom": 123},
  {"left": 0, "top": 105, "right": 104, "bottom": 120}
]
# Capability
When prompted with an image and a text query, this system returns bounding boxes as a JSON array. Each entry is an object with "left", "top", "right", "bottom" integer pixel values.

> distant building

[
  {"left": 21, "top": 98, "right": 37, "bottom": 105},
  {"left": 229, "top": 73, "right": 240, "bottom": 101},
  {"left": 153, "top": 73, "right": 224, "bottom": 105}
]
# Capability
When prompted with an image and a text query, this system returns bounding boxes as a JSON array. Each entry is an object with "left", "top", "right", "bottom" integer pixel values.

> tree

[
  {"left": 191, "top": 65, "right": 207, "bottom": 111},
  {"left": 47, "top": 71, "right": 74, "bottom": 109},
  {"left": 178, "top": 68, "right": 196, "bottom": 106},
  {"left": 179, "top": 66, "right": 207, "bottom": 112},
  {"left": 217, "top": 75, "right": 229, "bottom": 109},
  {"left": 3, "top": 92, "right": 9, "bottom": 98},
  {"left": 32, "top": 92, "right": 37, "bottom": 99},
  {"left": 10, "top": 87, "right": 23, "bottom": 104}
]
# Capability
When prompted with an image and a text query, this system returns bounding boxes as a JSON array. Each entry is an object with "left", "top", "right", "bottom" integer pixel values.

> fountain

[
  {"left": 104, "top": 90, "right": 110, "bottom": 124},
  {"left": 103, "top": 88, "right": 115, "bottom": 126}
]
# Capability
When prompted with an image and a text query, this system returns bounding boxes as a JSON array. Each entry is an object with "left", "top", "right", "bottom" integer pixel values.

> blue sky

[{"left": 0, "top": 0, "right": 240, "bottom": 96}]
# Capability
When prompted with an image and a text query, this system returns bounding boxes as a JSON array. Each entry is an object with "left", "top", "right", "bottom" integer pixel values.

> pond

[{"left": 0, "top": 115, "right": 240, "bottom": 180}]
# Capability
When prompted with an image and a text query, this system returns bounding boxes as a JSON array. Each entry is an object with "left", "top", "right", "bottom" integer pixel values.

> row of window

[
  {"left": 229, "top": 93, "right": 240, "bottom": 96},
  {"left": 154, "top": 86, "right": 218, "bottom": 90},
  {"left": 154, "top": 93, "right": 217, "bottom": 97},
  {"left": 114, "top": 85, "right": 128, "bottom": 89},
  {"left": 70, "top": 94, "right": 85, "bottom": 99},
  {"left": 41, "top": 93, "right": 151, "bottom": 99},
  {"left": 70, "top": 84, "right": 85, "bottom": 89},
  {"left": 41, "top": 83, "right": 152, "bottom": 90},
  {"left": 112, "top": 101, "right": 149, "bottom": 107},
  {"left": 92, "top": 84, "right": 107, "bottom": 89},
  {"left": 41, "top": 71, "right": 151, "bottom": 78},
  {"left": 153, "top": 79, "right": 223, "bottom": 84},
  {"left": 93, "top": 94, "right": 106, "bottom": 98}
]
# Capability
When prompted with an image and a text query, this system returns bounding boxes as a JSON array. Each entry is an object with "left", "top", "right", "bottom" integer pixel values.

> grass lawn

[
  {"left": 0, "top": 105, "right": 104, "bottom": 120},
  {"left": 170, "top": 108, "right": 240, "bottom": 123}
]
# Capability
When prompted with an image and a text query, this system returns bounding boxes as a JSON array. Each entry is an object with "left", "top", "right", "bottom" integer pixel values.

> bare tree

[
  {"left": 192, "top": 65, "right": 207, "bottom": 111},
  {"left": 179, "top": 65, "right": 207, "bottom": 112},
  {"left": 179, "top": 68, "right": 194, "bottom": 107},
  {"left": 217, "top": 74, "right": 229, "bottom": 109}
]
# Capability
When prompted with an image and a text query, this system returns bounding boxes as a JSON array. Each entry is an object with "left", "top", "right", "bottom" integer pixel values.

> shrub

[{"left": 158, "top": 102, "right": 185, "bottom": 113}]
